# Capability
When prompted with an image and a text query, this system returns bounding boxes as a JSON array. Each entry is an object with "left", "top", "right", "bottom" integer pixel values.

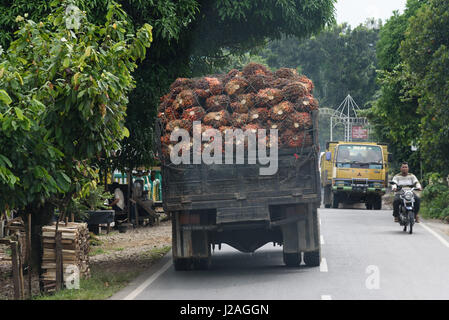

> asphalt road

[{"left": 113, "top": 208, "right": 449, "bottom": 300}]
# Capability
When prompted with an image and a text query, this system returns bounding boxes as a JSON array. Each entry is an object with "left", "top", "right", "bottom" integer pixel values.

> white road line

[
  {"left": 320, "top": 235, "right": 325, "bottom": 245},
  {"left": 420, "top": 222, "right": 449, "bottom": 249},
  {"left": 321, "top": 295, "right": 332, "bottom": 300},
  {"left": 123, "top": 259, "right": 172, "bottom": 300},
  {"left": 320, "top": 258, "right": 328, "bottom": 272}
]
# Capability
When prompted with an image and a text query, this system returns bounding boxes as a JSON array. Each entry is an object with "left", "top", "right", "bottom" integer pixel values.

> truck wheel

[
  {"left": 373, "top": 196, "right": 382, "bottom": 210},
  {"left": 324, "top": 186, "right": 332, "bottom": 208},
  {"left": 303, "top": 250, "right": 321, "bottom": 267},
  {"left": 332, "top": 194, "right": 339, "bottom": 209},
  {"left": 193, "top": 257, "right": 212, "bottom": 270},
  {"left": 173, "top": 258, "right": 193, "bottom": 271},
  {"left": 283, "top": 252, "right": 301, "bottom": 267}
]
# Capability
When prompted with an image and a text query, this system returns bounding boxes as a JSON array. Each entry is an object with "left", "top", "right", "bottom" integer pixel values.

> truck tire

[
  {"left": 193, "top": 244, "right": 212, "bottom": 270},
  {"left": 332, "top": 194, "right": 339, "bottom": 209},
  {"left": 193, "top": 257, "right": 211, "bottom": 270},
  {"left": 303, "top": 250, "right": 321, "bottom": 267},
  {"left": 324, "top": 186, "right": 332, "bottom": 208},
  {"left": 283, "top": 252, "right": 301, "bottom": 267},
  {"left": 173, "top": 258, "right": 193, "bottom": 271},
  {"left": 373, "top": 196, "right": 382, "bottom": 210}
]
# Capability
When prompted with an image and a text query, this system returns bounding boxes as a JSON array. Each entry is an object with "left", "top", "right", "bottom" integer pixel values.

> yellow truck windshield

[{"left": 336, "top": 145, "right": 383, "bottom": 169}]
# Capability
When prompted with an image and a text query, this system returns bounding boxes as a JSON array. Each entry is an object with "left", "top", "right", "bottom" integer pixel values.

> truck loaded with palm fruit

[{"left": 156, "top": 63, "right": 322, "bottom": 270}]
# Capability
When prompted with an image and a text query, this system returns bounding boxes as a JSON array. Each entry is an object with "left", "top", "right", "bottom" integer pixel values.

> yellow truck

[{"left": 320, "top": 141, "right": 391, "bottom": 210}]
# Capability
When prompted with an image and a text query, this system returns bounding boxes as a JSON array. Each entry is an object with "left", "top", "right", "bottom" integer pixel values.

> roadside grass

[
  {"left": 89, "top": 247, "right": 108, "bottom": 256},
  {"left": 140, "top": 246, "right": 171, "bottom": 259},
  {"left": 33, "top": 245, "right": 171, "bottom": 300},
  {"left": 33, "top": 268, "right": 140, "bottom": 300}
]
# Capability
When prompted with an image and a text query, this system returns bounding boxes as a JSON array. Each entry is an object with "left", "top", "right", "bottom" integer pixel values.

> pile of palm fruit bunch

[{"left": 157, "top": 63, "right": 318, "bottom": 160}]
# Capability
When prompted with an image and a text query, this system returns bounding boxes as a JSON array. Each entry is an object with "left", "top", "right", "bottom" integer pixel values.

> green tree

[
  {"left": 0, "top": 0, "right": 338, "bottom": 172},
  {"left": 259, "top": 20, "right": 380, "bottom": 109},
  {"left": 0, "top": 0, "right": 152, "bottom": 265},
  {"left": 400, "top": 0, "right": 449, "bottom": 176},
  {"left": 365, "top": 0, "right": 428, "bottom": 173}
]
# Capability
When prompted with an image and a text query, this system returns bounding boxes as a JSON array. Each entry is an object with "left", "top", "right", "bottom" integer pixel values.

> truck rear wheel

[
  {"left": 173, "top": 258, "right": 193, "bottom": 271},
  {"left": 283, "top": 252, "right": 301, "bottom": 267},
  {"left": 304, "top": 250, "right": 321, "bottom": 267},
  {"left": 193, "top": 257, "right": 212, "bottom": 270}
]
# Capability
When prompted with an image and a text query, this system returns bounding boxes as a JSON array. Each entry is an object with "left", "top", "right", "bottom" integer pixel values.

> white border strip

[
  {"left": 420, "top": 222, "right": 449, "bottom": 249},
  {"left": 123, "top": 260, "right": 172, "bottom": 300},
  {"left": 321, "top": 295, "right": 332, "bottom": 300}
]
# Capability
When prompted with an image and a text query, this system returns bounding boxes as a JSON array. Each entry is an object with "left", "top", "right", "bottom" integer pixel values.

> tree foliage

[
  {"left": 115, "top": 0, "right": 337, "bottom": 170},
  {"left": 259, "top": 20, "right": 380, "bottom": 109},
  {"left": 0, "top": 0, "right": 152, "bottom": 213},
  {"left": 0, "top": 0, "right": 337, "bottom": 176},
  {"left": 401, "top": 0, "right": 449, "bottom": 175},
  {"left": 365, "top": 0, "right": 427, "bottom": 173}
]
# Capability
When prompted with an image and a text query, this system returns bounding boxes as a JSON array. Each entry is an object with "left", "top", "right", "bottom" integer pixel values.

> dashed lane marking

[{"left": 320, "top": 258, "right": 328, "bottom": 272}]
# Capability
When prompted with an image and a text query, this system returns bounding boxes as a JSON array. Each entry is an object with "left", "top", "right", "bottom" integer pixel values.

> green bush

[{"left": 421, "top": 173, "right": 449, "bottom": 221}]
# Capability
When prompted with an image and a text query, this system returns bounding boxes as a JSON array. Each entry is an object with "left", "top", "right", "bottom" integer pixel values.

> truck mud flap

[
  {"left": 173, "top": 214, "right": 210, "bottom": 259},
  {"left": 281, "top": 204, "right": 320, "bottom": 254}
]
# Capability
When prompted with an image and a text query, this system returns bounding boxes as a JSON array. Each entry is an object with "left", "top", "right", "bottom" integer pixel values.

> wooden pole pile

[
  {"left": 0, "top": 235, "right": 24, "bottom": 299},
  {"left": 5, "top": 218, "right": 27, "bottom": 261},
  {"left": 1, "top": 215, "right": 32, "bottom": 299},
  {"left": 41, "top": 222, "right": 90, "bottom": 292}
]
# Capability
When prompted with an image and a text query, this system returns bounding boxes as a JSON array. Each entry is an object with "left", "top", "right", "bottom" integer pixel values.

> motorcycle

[{"left": 389, "top": 181, "right": 417, "bottom": 234}]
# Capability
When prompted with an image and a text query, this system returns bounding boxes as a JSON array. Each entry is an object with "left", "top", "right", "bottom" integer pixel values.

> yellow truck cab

[{"left": 320, "top": 141, "right": 391, "bottom": 210}]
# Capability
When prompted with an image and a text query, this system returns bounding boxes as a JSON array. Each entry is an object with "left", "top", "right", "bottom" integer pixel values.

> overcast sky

[{"left": 335, "top": 0, "right": 407, "bottom": 27}]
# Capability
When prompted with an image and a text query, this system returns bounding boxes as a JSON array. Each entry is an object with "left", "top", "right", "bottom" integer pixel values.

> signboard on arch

[{"left": 352, "top": 126, "right": 368, "bottom": 139}]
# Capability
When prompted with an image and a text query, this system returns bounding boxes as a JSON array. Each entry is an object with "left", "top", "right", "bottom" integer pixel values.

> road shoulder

[{"left": 109, "top": 251, "right": 172, "bottom": 300}]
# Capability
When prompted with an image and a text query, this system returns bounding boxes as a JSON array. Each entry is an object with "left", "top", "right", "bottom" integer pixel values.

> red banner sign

[{"left": 352, "top": 126, "right": 368, "bottom": 139}]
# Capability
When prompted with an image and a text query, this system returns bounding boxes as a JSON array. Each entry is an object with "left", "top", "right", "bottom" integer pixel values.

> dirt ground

[
  {"left": 0, "top": 220, "right": 172, "bottom": 300},
  {"left": 89, "top": 220, "right": 172, "bottom": 273}
]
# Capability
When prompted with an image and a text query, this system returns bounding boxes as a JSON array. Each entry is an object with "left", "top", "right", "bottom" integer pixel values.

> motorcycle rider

[{"left": 391, "top": 162, "right": 422, "bottom": 223}]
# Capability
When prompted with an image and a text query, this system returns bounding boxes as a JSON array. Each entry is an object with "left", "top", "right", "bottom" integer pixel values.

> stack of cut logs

[{"left": 41, "top": 222, "right": 90, "bottom": 292}]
